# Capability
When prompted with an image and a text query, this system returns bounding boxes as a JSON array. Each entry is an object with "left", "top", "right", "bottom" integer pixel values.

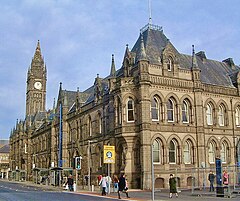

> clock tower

[{"left": 26, "top": 40, "right": 47, "bottom": 117}]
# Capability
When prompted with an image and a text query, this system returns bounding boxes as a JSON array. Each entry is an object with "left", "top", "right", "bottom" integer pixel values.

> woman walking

[
  {"left": 169, "top": 174, "right": 178, "bottom": 198},
  {"left": 99, "top": 174, "right": 108, "bottom": 196},
  {"left": 118, "top": 173, "right": 130, "bottom": 199}
]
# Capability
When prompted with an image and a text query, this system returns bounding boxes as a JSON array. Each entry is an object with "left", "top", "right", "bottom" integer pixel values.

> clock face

[{"left": 34, "top": 81, "right": 42, "bottom": 90}]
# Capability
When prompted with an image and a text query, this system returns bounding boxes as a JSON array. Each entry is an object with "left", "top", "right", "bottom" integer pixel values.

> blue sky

[{"left": 0, "top": 0, "right": 240, "bottom": 139}]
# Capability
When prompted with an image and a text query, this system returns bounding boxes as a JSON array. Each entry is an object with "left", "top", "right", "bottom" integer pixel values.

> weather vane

[{"left": 148, "top": 0, "right": 152, "bottom": 24}]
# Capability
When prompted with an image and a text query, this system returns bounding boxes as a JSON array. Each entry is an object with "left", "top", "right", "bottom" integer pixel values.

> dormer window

[{"left": 167, "top": 57, "right": 173, "bottom": 71}]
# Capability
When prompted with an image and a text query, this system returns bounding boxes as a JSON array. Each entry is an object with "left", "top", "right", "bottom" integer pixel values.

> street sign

[{"left": 103, "top": 145, "right": 115, "bottom": 164}]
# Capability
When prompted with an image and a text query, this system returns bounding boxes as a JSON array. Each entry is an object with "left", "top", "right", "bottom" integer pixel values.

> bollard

[{"left": 91, "top": 185, "right": 94, "bottom": 192}]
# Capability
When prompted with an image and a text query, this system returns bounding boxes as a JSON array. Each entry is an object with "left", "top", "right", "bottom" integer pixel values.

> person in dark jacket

[
  {"left": 208, "top": 171, "right": 215, "bottom": 192},
  {"left": 169, "top": 174, "right": 178, "bottom": 198},
  {"left": 66, "top": 174, "right": 74, "bottom": 191},
  {"left": 118, "top": 173, "right": 130, "bottom": 199}
]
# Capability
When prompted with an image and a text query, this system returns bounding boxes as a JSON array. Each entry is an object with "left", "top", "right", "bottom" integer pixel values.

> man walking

[
  {"left": 208, "top": 171, "right": 215, "bottom": 192},
  {"left": 66, "top": 174, "right": 74, "bottom": 191}
]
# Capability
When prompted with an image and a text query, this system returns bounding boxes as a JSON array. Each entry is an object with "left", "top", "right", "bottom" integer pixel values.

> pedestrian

[
  {"left": 66, "top": 174, "right": 74, "bottom": 191},
  {"left": 113, "top": 174, "right": 119, "bottom": 192},
  {"left": 208, "top": 170, "right": 215, "bottom": 192},
  {"left": 106, "top": 175, "right": 112, "bottom": 194},
  {"left": 169, "top": 174, "right": 178, "bottom": 198},
  {"left": 99, "top": 174, "right": 108, "bottom": 196},
  {"left": 223, "top": 170, "right": 229, "bottom": 185},
  {"left": 84, "top": 175, "right": 89, "bottom": 186},
  {"left": 118, "top": 173, "right": 130, "bottom": 199}
]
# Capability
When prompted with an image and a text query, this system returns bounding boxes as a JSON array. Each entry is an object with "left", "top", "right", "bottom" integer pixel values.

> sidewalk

[{"left": 2, "top": 179, "right": 240, "bottom": 201}]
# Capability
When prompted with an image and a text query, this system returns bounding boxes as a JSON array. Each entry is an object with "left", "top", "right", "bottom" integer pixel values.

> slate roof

[
  {"left": 0, "top": 144, "right": 10, "bottom": 153},
  {"left": 131, "top": 24, "right": 240, "bottom": 88},
  {"left": 132, "top": 25, "right": 169, "bottom": 64},
  {"left": 33, "top": 111, "right": 47, "bottom": 122},
  {"left": 180, "top": 54, "right": 239, "bottom": 87}
]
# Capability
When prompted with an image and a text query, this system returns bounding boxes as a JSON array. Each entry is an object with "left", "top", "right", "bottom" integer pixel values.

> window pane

[
  {"left": 218, "top": 105, "right": 224, "bottom": 126},
  {"left": 151, "top": 98, "right": 159, "bottom": 121},
  {"left": 206, "top": 104, "right": 213, "bottom": 125},
  {"left": 167, "top": 100, "right": 174, "bottom": 121},
  {"left": 236, "top": 107, "right": 240, "bottom": 126},
  {"left": 127, "top": 99, "right": 134, "bottom": 121},
  {"left": 153, "top": 140, "right": 160, "bottom": 163},
  {"left": 182, "top": 101, "right": 189, "bottom": 123},
  {"left": 209, "top": 143, "right": 215, "bottom": 163},
  {"left": 184, "top": 141, "right": 191, "bottom": 164},
  {"left": 169, "top": 141, "right": 176, "bottom": 163},
  {"left": 221, "top": 143, "right": 226, "bottom": 163}
]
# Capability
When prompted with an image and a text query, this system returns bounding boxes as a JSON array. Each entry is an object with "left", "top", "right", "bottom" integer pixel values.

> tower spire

[
  {"left": 33, "top": 40, "right": 43, "bottom": 62},
  {"left": 110, "top": 54, "right": 116, "bottom": 77},
  {"left": 139, "top": 33, "right": 147, "bottom": 60}
]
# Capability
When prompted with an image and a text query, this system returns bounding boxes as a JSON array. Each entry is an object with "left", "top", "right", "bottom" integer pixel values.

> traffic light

[{"left": 75, "top": 156, "right": 82, "bottom": 170}]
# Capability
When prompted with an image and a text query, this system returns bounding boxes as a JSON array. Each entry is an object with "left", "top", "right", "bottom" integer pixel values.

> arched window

[
  {"left": 209, "top": 141, "right": 216, "bottom": 164},
  {"left": 169, "top": 139, "right": 178, "bottom": 164},
  {"left": 167, "top": 57, "right": 173, "bottom": 71},
  {"left": 127, "top": 98, "right": 134, "bottom": 122},
  {"left": 206, "top": 103, "right": 213, "bottom": 125},
  {"left": 151, "top": 97, "right": 159, "bottom": 121},
  {"left": 167, "top": 98, "right": 175, "bottom": 122},
  {"left": 183, "top": 140, "right": 192, "bottom": 164},
  {"left": 153, "top": 139, "right": 161, "bottom": 164},
  {"left": 182, "top": 99, "right": 190, "bottom": 123},
  {"left": 218, "top": 104, "right": 225, "bottom": 126},
  {"left": 235, "top": 106, "right": 240, "bottom": 127},
  {"left": 220, "top": 141, "right": 228, "bottom": 163}
]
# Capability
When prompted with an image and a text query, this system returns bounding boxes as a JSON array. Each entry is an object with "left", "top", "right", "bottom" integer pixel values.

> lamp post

[
  {"left": 151, "top": 144, "right": 155, "bottom": 201},
  {"left": 87, "top": 140, "right": 97, "bottom": 191}
]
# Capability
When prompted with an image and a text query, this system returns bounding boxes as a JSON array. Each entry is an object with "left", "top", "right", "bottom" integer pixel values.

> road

[
  {"left": 0, "top": 180, "right": 240, "bottom": 201},
  {"left": 0, "top": 181, "right": 121, "bottom": 201}
]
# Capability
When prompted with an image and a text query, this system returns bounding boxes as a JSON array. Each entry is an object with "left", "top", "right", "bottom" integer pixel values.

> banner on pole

[{"left": 104, "top": 145, "right": 115, "bottom": 163}]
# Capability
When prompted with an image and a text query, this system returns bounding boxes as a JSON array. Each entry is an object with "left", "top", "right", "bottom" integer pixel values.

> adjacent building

[
  {"left": 0, "top": 140, "right": 9, "bottom": 179},
  {"left": 10, "top": 23, "right": 240, "bottom": 189}
]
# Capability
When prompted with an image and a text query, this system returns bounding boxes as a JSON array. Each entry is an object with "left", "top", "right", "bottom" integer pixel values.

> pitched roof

[
  {"left": 0, "top": 144, "right": 10, "bottom": 153},
  {"left": 131, "top": 24, "right": 169, "bottom": 64},
  {"left": 131, "top": 23, "right": 240, "bottom": 88}
]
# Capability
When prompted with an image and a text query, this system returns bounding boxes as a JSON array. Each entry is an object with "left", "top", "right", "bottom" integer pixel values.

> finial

[
  {"left": 110, "top": 54, "right": 116, "bottom": 77},
  {"left": 192, "top": 45, "right": 198, "bottom": 69},
  {"left": 192, "top": 45, "right": 195, "bottom": 55}
]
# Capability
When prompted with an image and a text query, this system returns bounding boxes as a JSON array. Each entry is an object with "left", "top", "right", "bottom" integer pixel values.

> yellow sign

[{"left": 103, "top": 145, "right": 115, "bottom": 163}]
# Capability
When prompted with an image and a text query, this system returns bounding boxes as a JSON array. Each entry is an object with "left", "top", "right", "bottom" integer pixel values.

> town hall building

[{"left": 9, "top": 23, "right": 240, "bottom": 189}]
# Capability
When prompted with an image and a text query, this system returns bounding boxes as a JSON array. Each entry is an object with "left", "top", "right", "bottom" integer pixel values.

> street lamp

[
  {"left": 88, "top": 140, "right": 97, "bottom": 191},
  {"left": 151, "top": 144, "right": 155, "bottom": 201}
]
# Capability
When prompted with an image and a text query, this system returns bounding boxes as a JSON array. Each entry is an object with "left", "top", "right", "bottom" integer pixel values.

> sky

[{"left": 0, "top": 0, "right": 240, "bottom": 139}]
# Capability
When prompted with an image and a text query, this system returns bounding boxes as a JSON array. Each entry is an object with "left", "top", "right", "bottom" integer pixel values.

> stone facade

[
  {"left": 0, "top": 141, "right": 9, "bottom": 179},
  {"left": 9, "top": 23, "right": 240, "bottom": 189}
]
